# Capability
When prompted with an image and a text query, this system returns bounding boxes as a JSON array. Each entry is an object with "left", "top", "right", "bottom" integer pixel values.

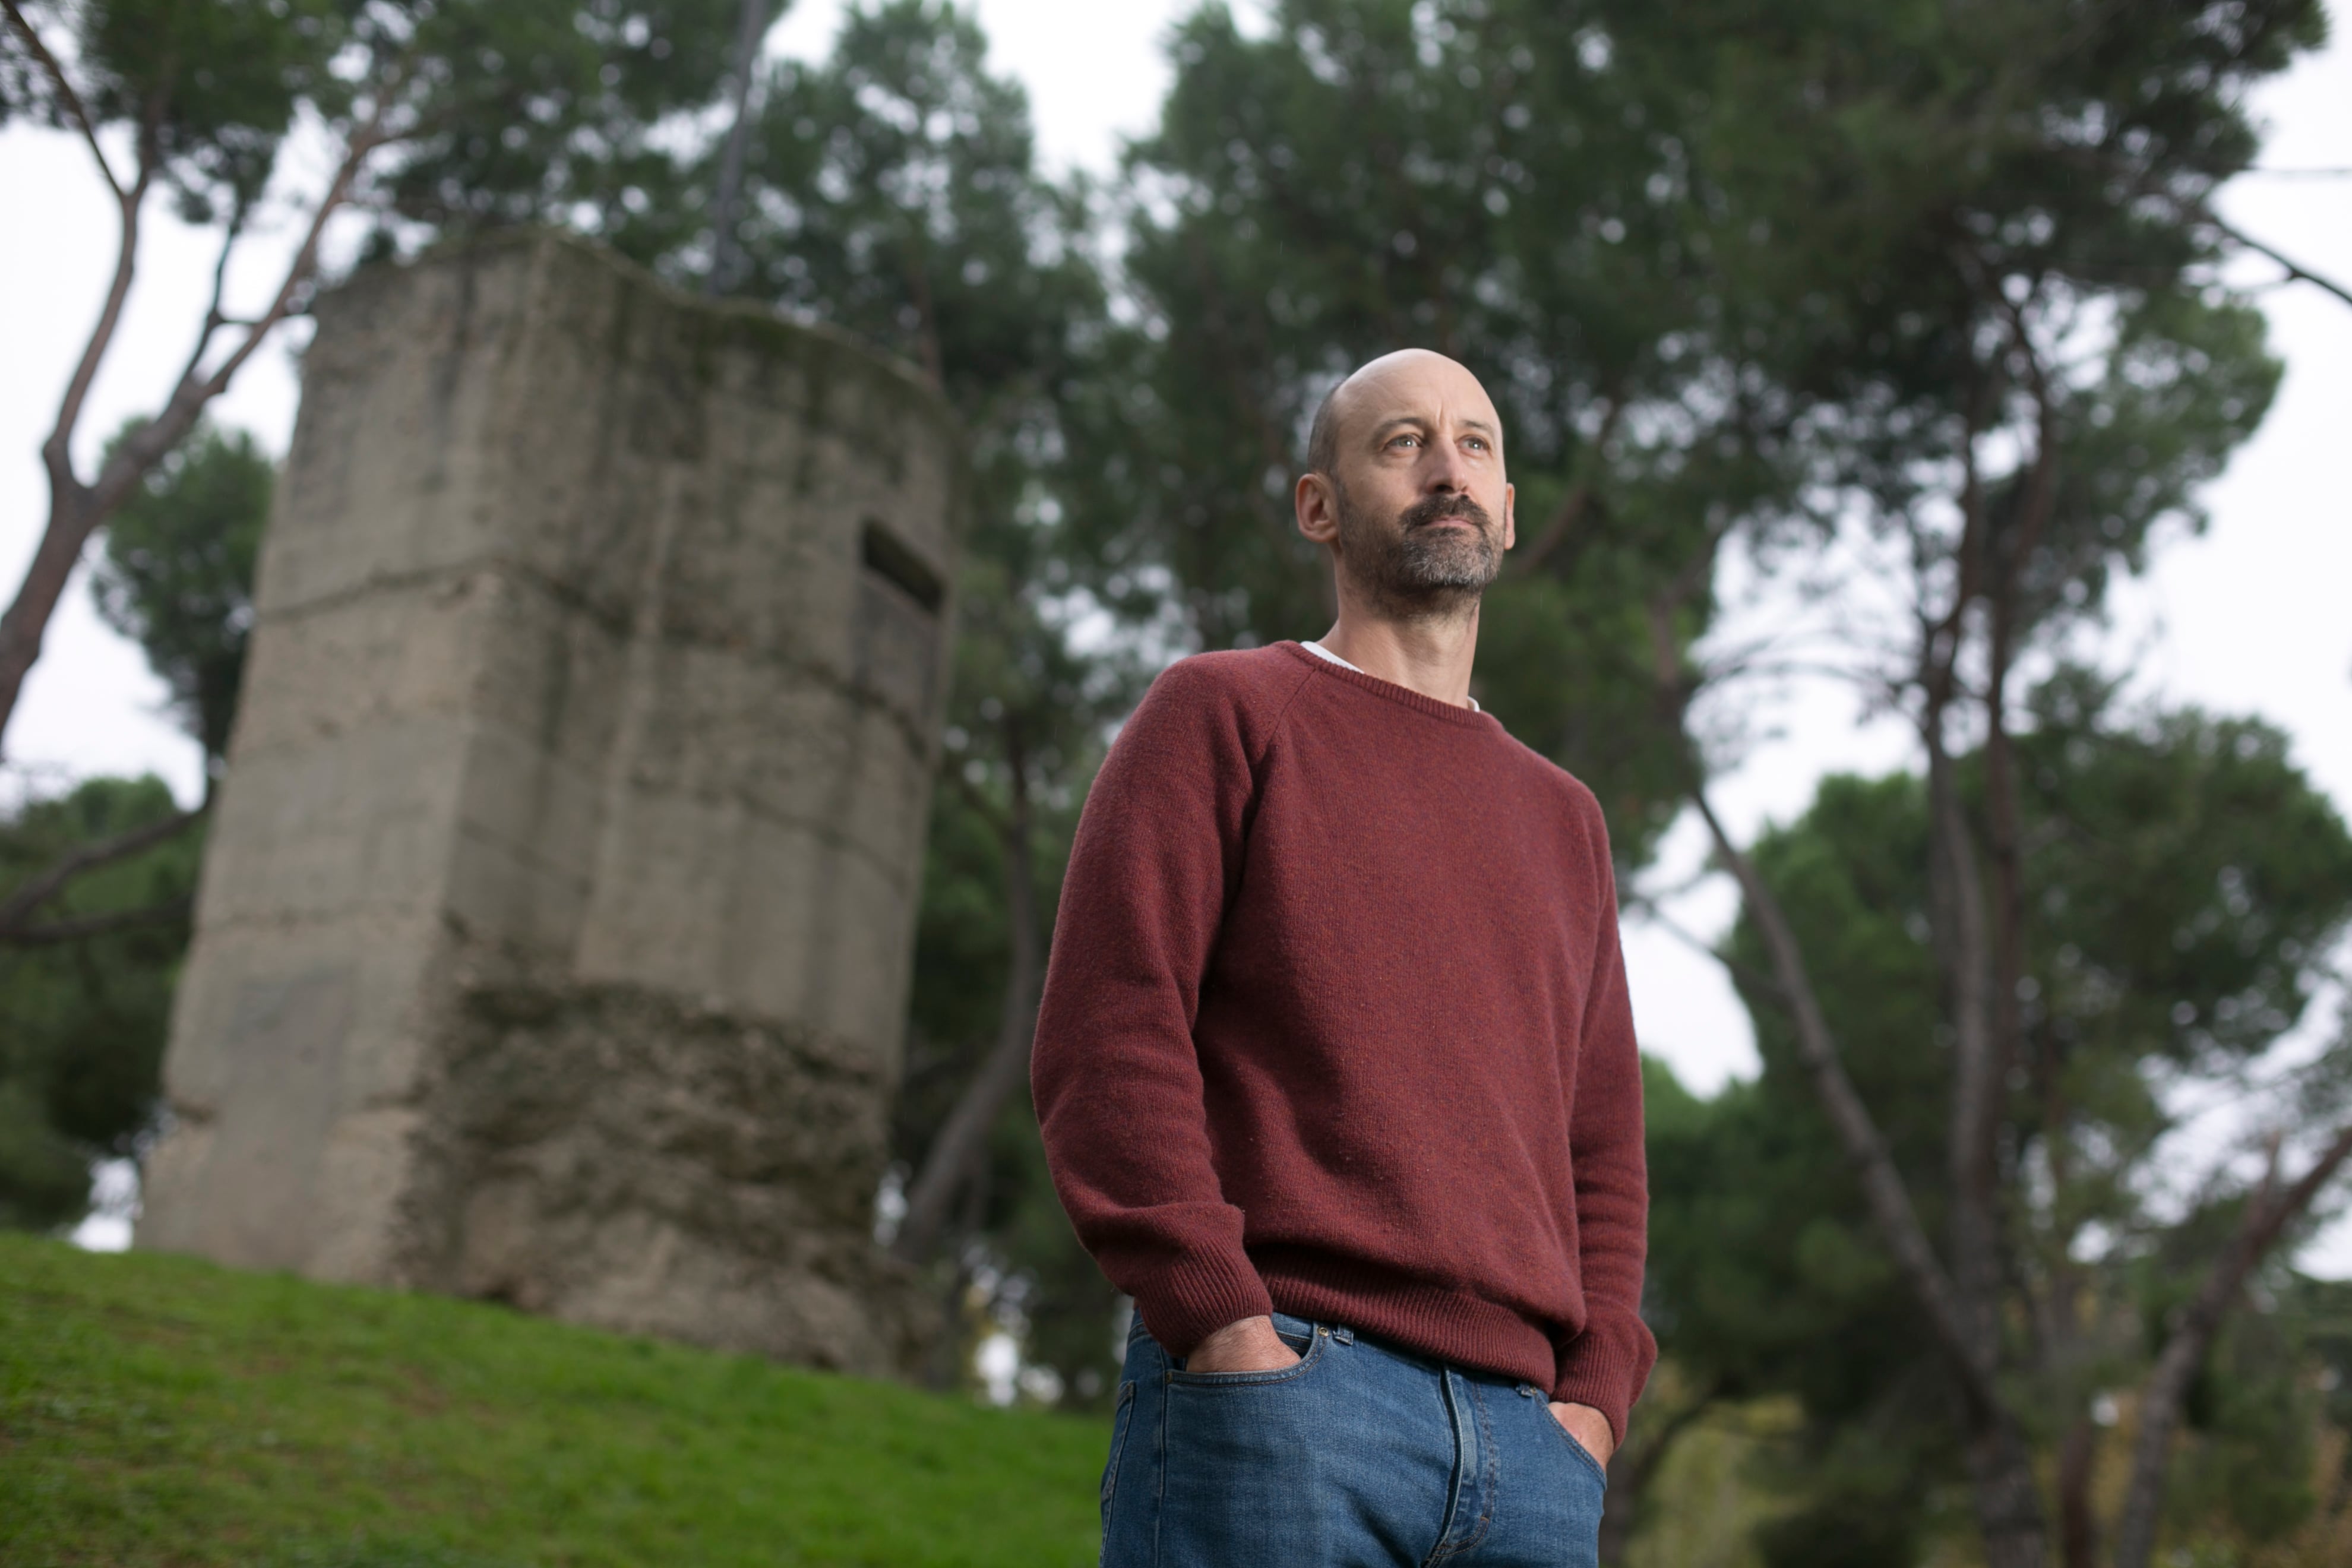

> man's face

[
  {"left": 1303, "top": 352, "right": 1516, "bottom": 616},
  {"left": 1332, "top": 477, "right": 1504, "bottom": 604}
]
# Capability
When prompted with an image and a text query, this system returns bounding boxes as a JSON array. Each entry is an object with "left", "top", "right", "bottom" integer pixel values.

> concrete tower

[{"left": 140, "top": 231, "right": 961, "bottom": 1374}]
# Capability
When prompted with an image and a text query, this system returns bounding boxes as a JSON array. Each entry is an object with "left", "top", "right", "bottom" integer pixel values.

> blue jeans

[{"left": 1099, "top": 1310, "right": 1608, "bottom": 1567}]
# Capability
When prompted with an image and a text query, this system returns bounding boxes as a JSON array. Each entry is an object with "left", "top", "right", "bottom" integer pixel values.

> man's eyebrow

[
  {"left": 1365, "top": 413, "right": 1504, "bottom": 447},
  {"left": 1371, "top": 414, "right": 1501, "bottom": 439}
]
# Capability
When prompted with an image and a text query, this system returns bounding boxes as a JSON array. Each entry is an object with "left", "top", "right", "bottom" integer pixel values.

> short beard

[{"left": 1332, "top": 482, "right": 1503, "bottom": 619}]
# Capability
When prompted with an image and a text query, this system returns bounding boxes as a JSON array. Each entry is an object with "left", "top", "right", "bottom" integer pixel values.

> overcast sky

[{"left": 5, "top": 1, "right": 2348, "bottom": 1260}]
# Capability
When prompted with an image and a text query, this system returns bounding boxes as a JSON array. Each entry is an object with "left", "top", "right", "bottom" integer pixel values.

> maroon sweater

[{"left": 1031, "top": 643, "right": 1656, "bottom": 1440}]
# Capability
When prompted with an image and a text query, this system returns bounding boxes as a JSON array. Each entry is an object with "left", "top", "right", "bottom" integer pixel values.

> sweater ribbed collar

[{"left": 1278, "top": 641, "right": 1497, "bottom": 728}]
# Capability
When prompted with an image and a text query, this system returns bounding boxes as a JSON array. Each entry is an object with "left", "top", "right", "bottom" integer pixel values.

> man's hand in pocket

[
  {"left": 1549, "top": 1401, "right": 1616, "bottom": 1467},
  {"left": 1185, "top": 1316, "right": 1303, "bottom": 1373}
]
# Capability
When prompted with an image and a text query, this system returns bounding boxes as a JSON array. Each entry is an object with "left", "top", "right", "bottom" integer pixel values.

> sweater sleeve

[
  {"left": 1029, "top": 659, "right": 1281, "bottom": 1357},
  {"left": 1549, "top": 804, "right": 1660, "bottom": 1445}
]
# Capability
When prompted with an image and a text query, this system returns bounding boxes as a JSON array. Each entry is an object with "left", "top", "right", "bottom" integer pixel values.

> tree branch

[
  {"left": 1621, "top": 892, "right": 1782, "bottom": 1002},
  {"left": 88, "top": 97, "right": 394, "bottom": 524},
  {"left": 1955, "top": 296, "right": 2060, "bottom": 1375},
  {"left": 2202, "top": 208, "right": 2352, "bottom": 312},
  {"left": 1, "top": 39, "right": 413, "bottom": 750},
  {"left": 40, "top": 134, "right": 151, "bottom": 502},
  {"left": 2043, "top": 143, "right": 2352, "bottom": 312},
  {"left": 2, "top": 0, "right": 122, "bottom": 198},
  {"left": 893, "top": 719, "right": 1044, "bottom": 1263},
  {"left": 195, "top": 134, "right": 374, "bottom": 397},
  {"left": 1689, "top": 787, "right": 2003, "bottom": 1409},
  {"left": 0, "top": 16, "right": 161, "bottom": 748},
  {"left": 0, "top": 806, "right": 204, "bottom": 931},
  {"left": 1917, "top": 315, "right": 1999, "bottom": 716},
  {"left": 0, "top": 894, "right": 192, "bottom": 946},
  {"left": 1516, "top": 393, "right": 1626, "bottom": 575},
  {"left": 1638, "top": 509, "right": 1737, "bottom": 720},
  {"left": 178, "top": 188, "right": 255, "bottom": 384},
  {"left": 2111, "top": 1119, "right": 2352, "bottom": 1568}
]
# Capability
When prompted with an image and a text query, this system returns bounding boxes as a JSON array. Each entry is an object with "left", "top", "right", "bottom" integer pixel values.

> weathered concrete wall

[{"left": 139, "top": 230, "right": 962, "bottom": 1374}]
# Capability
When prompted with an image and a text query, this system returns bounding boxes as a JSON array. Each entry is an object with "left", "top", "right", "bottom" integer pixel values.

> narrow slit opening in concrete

[{"left": 860, "top": 520, "right": 944, "bottom": 615}]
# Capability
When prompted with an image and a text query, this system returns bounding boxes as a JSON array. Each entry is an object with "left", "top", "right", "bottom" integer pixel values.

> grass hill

[{"left": 0, "top": 1234, "right": 1105, "bottom": 1567}]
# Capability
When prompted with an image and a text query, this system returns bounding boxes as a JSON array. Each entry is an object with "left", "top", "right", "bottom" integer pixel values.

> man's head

[{"left": 1297, "top": 349, "right": 1515, "bottom": 621}]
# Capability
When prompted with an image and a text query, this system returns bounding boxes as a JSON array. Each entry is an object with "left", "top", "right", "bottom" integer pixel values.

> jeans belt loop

[{"left": 1332, "top": 1324, "right": 1354, "bottom": 1345}]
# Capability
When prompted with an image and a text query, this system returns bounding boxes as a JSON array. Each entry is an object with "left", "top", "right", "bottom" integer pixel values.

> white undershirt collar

[{"left": 1301, "top": 640, "right": 1480, "bottom": 713}]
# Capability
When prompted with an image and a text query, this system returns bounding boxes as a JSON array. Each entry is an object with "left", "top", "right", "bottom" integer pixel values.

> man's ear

[
  {"left": 1501, "top": 481, "right": 1517, "bottom": 551},
  {"left": 1296, "top": 472, "right": 1342, "bottom": 546}
]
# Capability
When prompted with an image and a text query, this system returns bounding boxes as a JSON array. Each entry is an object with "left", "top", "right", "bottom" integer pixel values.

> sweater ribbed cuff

[
  {"left": 1551, "top": 1308, "right": 1658, "bottom": 1447},
  {"left": 1134, "top": 1247, "right": 1275, "bottom": 1360}
]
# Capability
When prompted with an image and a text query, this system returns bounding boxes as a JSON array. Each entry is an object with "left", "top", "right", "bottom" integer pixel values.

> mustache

[{"left": 1401, "top": 493, "right": 1494, "bottom": 533}]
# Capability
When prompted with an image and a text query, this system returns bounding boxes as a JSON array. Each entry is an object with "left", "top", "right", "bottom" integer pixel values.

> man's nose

[{"left": 1423, "top": 437, "right": 1474, "bottom": 493}]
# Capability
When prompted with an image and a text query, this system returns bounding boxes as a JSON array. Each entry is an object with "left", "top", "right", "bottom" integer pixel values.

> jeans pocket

[
  {"left": 1165, "top": 1324, "right": 1326, "bottom": 1387},
  {"left": 1541, "top": 1406, "right": 1611, "bottom": 1489},
  {"left": 1101, "top": 1379, "right": 1138, "bottom": 1515}
]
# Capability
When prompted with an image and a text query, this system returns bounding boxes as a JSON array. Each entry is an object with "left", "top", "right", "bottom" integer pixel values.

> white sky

[{"left": 5, "top": 1, "right": 2348, "bottom": 1262}]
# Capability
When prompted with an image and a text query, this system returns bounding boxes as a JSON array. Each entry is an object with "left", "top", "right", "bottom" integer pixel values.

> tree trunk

[
  {"left": 890, "top": 723, "right": 1044, "bottom": 1264},
  {"left": 1692, "top": 791, "right": 1997, "bottom": 1405},
  {"left": 1966, "top": 1414, "right": 2051, "bottom": 1568},
  {"left": 0, "top": 13, "right": 387, "bottom": 750},
  {"left": 2111, "top": 1121, "right": 2352, "bottom": 1568},
  {"left": 1693, "top": 786, "right": 2049, "bottom": 1567},
  {"left": 2057, "top": 1417, "right": 2100, "bottom": 1568},
  {"left": 919, "top": 1161, "right": 997, "bottom": 1391},
  {"left": 0, "top": 803, "right": 204, "bottom": 934},
  {"left": 703, "top": 0, "right": 770, "bottom": 295},
  {"left": 1925, "top": 731, "right": 2006, "bottom": 1368},
  {"left": 0, "top": 488, "right": 101, "bottom": 748}
]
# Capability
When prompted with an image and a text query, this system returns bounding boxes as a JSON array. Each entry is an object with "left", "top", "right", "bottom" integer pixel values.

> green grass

[{"left": 0, "top": 1234, "right": 1107, "bottom": 1567}]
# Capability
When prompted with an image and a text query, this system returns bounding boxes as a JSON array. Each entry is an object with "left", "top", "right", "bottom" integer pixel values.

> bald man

[{"left": 1032, "top": 350, "right": 1653, "bottom": 1567}]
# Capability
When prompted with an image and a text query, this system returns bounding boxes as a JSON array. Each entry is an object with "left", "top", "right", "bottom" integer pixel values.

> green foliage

[
  {"left": 721, "top": 2, "right": 1099, "bottom": 407},
  {"left": 1661, "top": 0, "right": 2301, "bottom": 633},
  {"left": 1, "top": 0, "right": 745, "bottom": 251},
  {"left": 898, "top": 548, "right": 1134, "bottom": 1173},
  {"left": 2022, "top": 673, "right": 2352, "bottom": 1077},
  {"left": 0, "top": 1077, "right": 87, "bottom": 1235},
  {"left": 1083, "top": 0, "right": 2311, "bottom": 874},
  {"left": 1093, "top": 0, "right": 1803, "bottom": 864},
  {"left": 1752, "top": 1475, "right": 1921, "bottom": 1568},
  {"left": 1472, "top": 568, "right": 1690, "bottom": 856},
  {"left": 93, "top": 419, "right": 271, "bottom": 767},
  {"left": 896, "top": 577, "right": 1136, "bottom": 1405},
  {"left": 1646, "top": 1048, "right": 1956, "bottom": 1560},
  {"left": 0, "top": 776, "right": 199, "bottom": 1230},
  {"left": 1656, "top": 681, "right": 2352, "bottom": 1554},
  {"left": 369, "top": 0, "right": 742, "bottom": 238},
  {"left": 7, "top": 0, "right": 341, "bottom": 217},
  {"left": 2166, "top": 1305, "right": 2320, "bottom": 1543},
  {"left": 0, "top": 415, "right": 263, "bottom": 1233},
  {"left": 1597, "top": 3, "right": 2322, "bottom": 1555},
  {"left": 0, "top": 1233, "right": 1105, "bottom": 1566}
]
